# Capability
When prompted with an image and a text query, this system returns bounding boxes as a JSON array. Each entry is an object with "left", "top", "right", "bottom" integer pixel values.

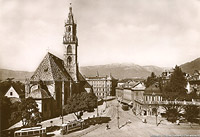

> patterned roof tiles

[{"left": 30, "top": 52, "right": 72, "bottom": 82}]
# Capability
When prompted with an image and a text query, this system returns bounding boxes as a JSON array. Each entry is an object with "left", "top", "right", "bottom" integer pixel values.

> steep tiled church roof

[
  {"left": 30, "top": 52, "right": 87, "bottom": 84},
  {"left": 30, "top": 52, "right": 72, "bottom": 82},
  {"left": 77, "top": 71, "right": 87, "bottom": 82}
]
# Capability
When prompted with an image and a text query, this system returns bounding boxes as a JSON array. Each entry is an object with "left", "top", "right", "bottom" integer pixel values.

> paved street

[
  {"left": 82, "top": 100, "right": 200, "bottom": 137},
  {"left": 10, "top": 99, "right": 200, "bottom": 137},
  {"left": 58, "top": 99, "right": 200, "bottom": 137},
  {"left": 10, "top": 101, "right": 107, "bottom": 130}
]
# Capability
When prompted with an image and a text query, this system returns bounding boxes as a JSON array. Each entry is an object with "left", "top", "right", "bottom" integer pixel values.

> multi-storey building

[
  {"left": 116, "top": 81, "right": 145, "bottom": 106},
  {"left": 85, "top": 74, "right": 117, "bottom": 99},
  {"left": 116, "top": 80, "right": 164, "bottom": 116},
  {"left": 187, "top": 70, "right": 200, "bottom": 99}
]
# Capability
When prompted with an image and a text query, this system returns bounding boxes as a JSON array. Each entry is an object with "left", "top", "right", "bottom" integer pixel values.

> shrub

[{"left": 122, "top": 104, "right": 129, "bottom": 111}]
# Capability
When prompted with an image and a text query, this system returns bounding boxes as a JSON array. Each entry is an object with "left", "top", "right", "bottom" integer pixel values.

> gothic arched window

[
  {"left": 67, "top": 45, "right": 72, "bottom": 54},
  {"left": 67, "top": 56, "right": 72, "bottom": 66},
  {"left": 68, "top": 26, "right": 71, "bottom": 32}
]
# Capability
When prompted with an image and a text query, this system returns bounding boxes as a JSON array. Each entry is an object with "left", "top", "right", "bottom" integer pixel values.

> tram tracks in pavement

[{"left": 73, "top": 101, "right": 117, "bottom": 137}]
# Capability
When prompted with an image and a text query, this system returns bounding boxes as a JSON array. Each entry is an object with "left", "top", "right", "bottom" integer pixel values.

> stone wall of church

[
  {"left": 46, "top": 83, "right": 56, "bottom": 99},
  {"left": 53, "top": 81, "right": 71, "bottom": 116},
  {"left": 64, "top": 81, "right": 70, "bottom": 105},
  {"left": 55, "top": 81, "right": 62, "bottom": 115},
  {"left": 42, "top": 99, "right": 52, "bottom": 120}
]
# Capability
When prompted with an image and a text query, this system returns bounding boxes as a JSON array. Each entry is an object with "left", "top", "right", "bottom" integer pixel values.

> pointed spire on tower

[
  {"left": 63, "top": 2, "right": 78, "bottom": 82},
  {"left": 67, "top": 2, "right": 74, "bottom": 24},
  {"left": 96, "top": 71, "right": 99, "bottom": 77},
  {"left": 70, "top": 3, "right": 72, "bottom": 12}
]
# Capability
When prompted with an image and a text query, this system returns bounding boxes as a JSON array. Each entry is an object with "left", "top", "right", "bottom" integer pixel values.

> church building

[{"left": 25, "top": 5, "right": 92, "bottom": 119}]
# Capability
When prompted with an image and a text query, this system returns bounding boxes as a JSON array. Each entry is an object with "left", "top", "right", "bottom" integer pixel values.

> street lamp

[
  {"left": 97, "top": 96, "right": 99, "bottom": 117},
  {"left": 155, "top": 104, "right": 158, "bottom": 126},
  {"left": 155, "top": 112, "right": 158, "bottom": 126}
]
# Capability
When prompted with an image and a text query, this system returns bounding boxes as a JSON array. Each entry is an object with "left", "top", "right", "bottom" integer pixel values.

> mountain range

[
  {"left": 180, "top": 57, "right": 200, "bottom": 75},
  {"left": 0, "top": 57, "right": 200, "bottom": 81},
  {"left": 0, "top": 69, "right": 33, "bottom": 82},
  {"left": 80, "top": 63, "right": 166, "bottom": 79}
]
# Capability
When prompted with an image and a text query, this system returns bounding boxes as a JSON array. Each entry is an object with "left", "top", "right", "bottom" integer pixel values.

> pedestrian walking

[{"left": 106, "top": 124, "right": 109, "bottom": 130}]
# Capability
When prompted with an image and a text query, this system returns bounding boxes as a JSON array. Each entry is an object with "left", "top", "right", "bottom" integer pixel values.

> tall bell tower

[{"left": 63, "top": 4, "right": 78, "bottom": 82}]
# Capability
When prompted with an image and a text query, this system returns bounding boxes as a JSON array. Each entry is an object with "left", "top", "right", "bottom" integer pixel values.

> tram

[
  {"left": 60, "top": 120, "right": 84, "bottom": 135},
  {"left": 14, "top": 127, "right": 46, "bottom": 137}
]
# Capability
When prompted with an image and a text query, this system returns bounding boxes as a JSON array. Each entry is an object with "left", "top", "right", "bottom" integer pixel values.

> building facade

[
  {"left": 116, "top": 81, "right": 146, "bottom": 107},
  {"left": 25, "top": 5, "right": 92, "bottom": 119},
  {"left": 116, "top": 81, "right": 165, "bottom": 116},
  {"left": 134, "top": 82, "right": 163, "bottom": 116},
  {"left": 186, "top": 70, "right": 200, "bottom": 99},
  {"left": 63, "top": 6, "right": 79, "bottom": 82},
  {"left": 0, "top": 83, "right": 25, "bottom": 103},
  {"left": 85, "top": 74, "right": 117, "bottom": 99}
]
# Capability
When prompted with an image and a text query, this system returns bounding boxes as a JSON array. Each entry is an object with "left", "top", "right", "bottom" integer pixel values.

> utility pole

[
  {"left": 154, "top": 103, "right": 159, "bottom": 126},
  {"left": 117, "top": 101, "right": 120, "bottom": 129},
  {"left": 156, "top": 105, "right": 158, "bottom": 126},
  {"left": 105, "top": 76, "right": 107, "bottom": 108},
  {"left": 97, "top": 96, "right": 99, "bottom": 117},
  {"left": 62, "top": 80, "right": 64, "bottom": 124}
]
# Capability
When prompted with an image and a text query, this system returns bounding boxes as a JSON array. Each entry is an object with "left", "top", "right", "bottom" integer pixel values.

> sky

[{"left": 0, "top": 0, "right": 200, "bottom": 71}]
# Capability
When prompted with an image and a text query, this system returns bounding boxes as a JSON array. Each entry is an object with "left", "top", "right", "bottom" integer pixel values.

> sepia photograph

[{"left": 0, "top": 0, "right": 200, "bottom": 137}]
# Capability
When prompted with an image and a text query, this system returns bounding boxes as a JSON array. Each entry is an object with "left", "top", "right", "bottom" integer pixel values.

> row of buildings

[
  {"left": 116, "top": 70, "right": 200, "bottom": 117},
  {"left": 116, "top": 81, "right": 163, "bottom": 116}
]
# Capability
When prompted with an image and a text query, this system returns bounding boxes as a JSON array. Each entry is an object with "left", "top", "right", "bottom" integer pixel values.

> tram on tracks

[
  {"left": 60, "top": 119, "right": 85, "bottom": 135},
  {"left": 14, "top": 127, "right": 46, "bottom": 137}
]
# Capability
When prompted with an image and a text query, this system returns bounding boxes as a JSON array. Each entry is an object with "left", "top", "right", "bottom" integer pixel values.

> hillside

[
  {"left": 0, "top": 63, "right": 165, "bottom": 81},
  {"left": 79, "top": 63, "right": 165, "bottom": 79},
  {"left": 180, "top": 57, "right": 200, "bottom": 74},
  {"left": 1, "top": 56, "right": 199, "bottom": 81},
  {"left": 0, "top": 69, "right": 33, "bottom": 82}
]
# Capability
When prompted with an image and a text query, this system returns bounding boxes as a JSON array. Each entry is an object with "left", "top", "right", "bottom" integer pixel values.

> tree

[
  {"left": 12, "top": 97, "right": 42, "bottom": 127},
  {"left": 85, "top": 92, "right": 98, "bottom": 112},
  {"left": 9, "top": 101, "right": 21, "bottom": 124},
  {"left": 163, "top": 66, "right": 187, "bottom": 101},
  {"left": 184, "top": 105, "right": 200, "bottom": 123},
  {"left": 0, "top": 80, "right": 25, "bottom": 130},
  {"left": 145, "top": 72, "right": 157, "bottom": 88},
  {"left": 162, "top": 103, "right": 183, "bottom": 123},
  {"left": 0, "top": 97, "right": 12, "bottom": 131},
  {"left": 64, "top": 92, "right": 97, "bottom": 119}
]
